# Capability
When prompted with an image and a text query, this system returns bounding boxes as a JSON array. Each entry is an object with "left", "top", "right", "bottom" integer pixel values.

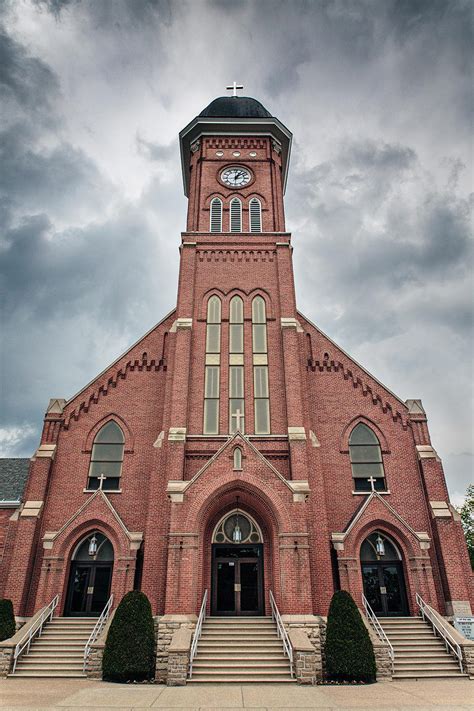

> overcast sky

[{"left": 0, "top": 0, "right": 472, "bottom": 505}]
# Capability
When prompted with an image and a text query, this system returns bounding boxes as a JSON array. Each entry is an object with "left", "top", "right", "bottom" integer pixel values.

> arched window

[
  {"left": 204, "top": 296, "right": 221, "bottom": 434},
  {"left": 249, "top": 198, "right": 262, "bottom": 232},
  {"left": 230, "top": 197, "right": 242, "bottom": 232},
  {"left": 252, "top": 296, "right": 270, "bottom": 434},
  {"left": 87, "top": 421, "right": 124, "bottom": 491},
  {"left": 349, "top": 423, "right": 386, "bottom": 491},
  {"left": 229, "top": 296, "right": 244, "bottom": 433},
  {"left": 210, "top": 197, "right": 222, "bottom": 232},
  {"left": 233, "top": 447, "right": 242, "bottom": 470}
]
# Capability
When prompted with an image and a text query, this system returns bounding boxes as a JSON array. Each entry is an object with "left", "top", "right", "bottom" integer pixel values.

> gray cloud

[{"left": 0, "top": 0, "right": 472, "bottom": 504}]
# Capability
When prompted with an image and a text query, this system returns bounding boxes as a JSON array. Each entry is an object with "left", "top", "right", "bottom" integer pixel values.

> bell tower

[{"left": 179, "top": 90, "right": 292, "bottom": 234}]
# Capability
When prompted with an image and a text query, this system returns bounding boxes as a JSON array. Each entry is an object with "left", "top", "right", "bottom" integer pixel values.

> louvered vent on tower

[
  {"left": 249, "top": 198, "right": 262, "bottom": 232},
  {"left": 210, "top": 197, "right": 222, "bottom": 232},
  {"left": 230, "top": 198, "right": 242, "bottom": 232}
]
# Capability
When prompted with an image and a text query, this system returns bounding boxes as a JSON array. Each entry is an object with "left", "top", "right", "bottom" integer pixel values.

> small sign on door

[
  {"left": 379, "top": 586, "right": 387, "bottom": 594},
  {"left": 87, "top": 587, "right": 94, "bottom": 595}
]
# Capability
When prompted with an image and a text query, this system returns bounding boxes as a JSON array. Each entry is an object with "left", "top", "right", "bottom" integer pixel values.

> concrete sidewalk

[{"left": 0, "top": 678, "right": 473, "bottom": 710}]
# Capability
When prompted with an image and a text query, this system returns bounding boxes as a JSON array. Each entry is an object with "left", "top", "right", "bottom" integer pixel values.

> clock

[{"left": 220, "top": 166, "right": 252, "bottom": 188}]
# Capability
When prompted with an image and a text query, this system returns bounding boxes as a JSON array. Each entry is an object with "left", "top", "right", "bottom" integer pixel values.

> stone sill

[
  {"left": 83, "top": 489, "right": 122, "bottom": 494},
  {"left": 352, "top": 490, "right": 391, "bottom": 495}
]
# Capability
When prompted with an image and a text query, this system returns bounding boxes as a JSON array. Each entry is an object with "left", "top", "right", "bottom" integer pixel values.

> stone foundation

[
  {"left": 155, "top": 614, "right": 196, "bottom": 684},
  {"left": 360, "top": 614, "right": 393, "bottom": 681},
  {"left": 282, "top": 614, "right": 324, "bottom": 684}
]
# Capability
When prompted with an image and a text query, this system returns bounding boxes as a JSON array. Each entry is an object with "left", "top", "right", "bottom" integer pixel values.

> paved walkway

[{"left": 0, "top": 678, "right": 472, "bottom": 710}]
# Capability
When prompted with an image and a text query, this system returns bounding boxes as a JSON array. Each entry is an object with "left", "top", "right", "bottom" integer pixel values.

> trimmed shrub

[
  {"left": 102, "top": 590, "right": 155, "bottom": 682},
  {"left": 0, "top": 599, "right": 16, "bottom": 642},
  {"left": 325, "top": 590, "right": 376, "bottom": 683}
]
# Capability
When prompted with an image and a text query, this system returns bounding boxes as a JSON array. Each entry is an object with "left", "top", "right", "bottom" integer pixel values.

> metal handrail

[
  {"left": 83, "top": 594, "right": 114, "bottom": 672},
  {"left": 269, "top": 590, "right": 293, "bottom": 678},
  {"left": 362, "top": 594, "right": 394, "bottom": 670},
  {"left": 12, "top": 594, "right": 59, "bottom": 673},
  {"left": 189, "top": 589, "right": 207, "bottom": 679},
  {"left": 415, "top": 592, "right": 463, "bottom": 672}
]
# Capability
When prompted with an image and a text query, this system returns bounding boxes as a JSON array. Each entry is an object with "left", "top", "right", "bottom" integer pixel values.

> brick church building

[{"left": 0, "top": 94, "right": 472, "bottom": 665}]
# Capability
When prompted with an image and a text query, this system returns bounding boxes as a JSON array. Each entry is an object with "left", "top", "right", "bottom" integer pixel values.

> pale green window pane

[
  {"left": 252, "top": 296, "right": 266, "bottom": 324},
  {"left": 230, "top": 324, "right": 243, "bottom": 353},
  {"left": 230, "top": 296, "right": 243, "bottom": 323},
  {"left": 204, "top": 399, "right": 219, "bottom": 434},
  {"left": 351, "top": 462, "right": 384, "bottom": 477},
  {"left": 229, "top": 399, "right": 245, "bottom": 433},
  {"left": 252, "top": 324, "right": 267, "bottom": 353},
  {"left": 207, "top": 296, "right": 221, "bottom": 323},
  {"left": 349, "top": 423, "right": 379, "bottom": 445},
  {"left": 89, "top": 460, "right": 122, "bottom": 477},
  {"left": 206, "top": 324, "right": 221, "bottom": 353},
  {"left": 233, "top": 447, "right": 242, "bottom": 469},
  {"left": 91, "top": 443, "right": 124, "bottom": 462},
  {"left": 254, "top": 399, "right": 270, "bottom": 434},
  {"left": 253, "top": 366, "right": 269, "bottom": 398},
  {"left": 95, "top": 421, "right": 124, "bottom": 444},
  {"left": 229, "top": 366, "right": 244, "bottom": 398},
  {"left": 205, "top": 366, "right": 220, "bottom": 398},
  {"left": 350, "top": 444, "right": 382, "bottom": 463}
]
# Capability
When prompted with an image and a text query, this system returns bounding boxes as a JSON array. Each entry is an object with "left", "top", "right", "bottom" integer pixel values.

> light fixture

[
  {"left": 375, "top": 534, "right": 385, "bottom": 557},
  {"left": 232, "top": 498, "right": 242, "bottom": 543},
  {"left": 88, "top": 533, "right": 98, "bottom": 557}
]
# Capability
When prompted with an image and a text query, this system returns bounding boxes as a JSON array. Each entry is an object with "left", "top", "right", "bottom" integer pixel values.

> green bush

[
  {"left": 102, "top": 590, "right": 155, "bottom": 682},
  {"left": 0, "top": 599, "right": 16, "bottom": 642},
  {"left": 325, "top": 590, "right": 376, "bottom": 683}
]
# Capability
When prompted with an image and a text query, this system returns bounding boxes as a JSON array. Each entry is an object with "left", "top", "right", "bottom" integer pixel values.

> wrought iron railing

[
  {"left": 189, "top": 589, "right": 207, "bottom": 679},
  {"left": 12, "top": 594, "right": 59, "bottom": 673},
  {"left": 362, "top": 594, "right": 394, "bottom": 670},
  {"left": 269, "top": 590, "right": 293, "bottom": 678},
  {"left": 83, "top": 594, "right": 114, "bottom": 672},
  {"left": 415, "top": 592, "right": 463, "bottom": 672}
]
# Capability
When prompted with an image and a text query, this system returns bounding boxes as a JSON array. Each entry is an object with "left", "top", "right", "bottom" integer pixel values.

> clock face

[{"left": 221, "top": 166, "right": 252, "bottom": 188}]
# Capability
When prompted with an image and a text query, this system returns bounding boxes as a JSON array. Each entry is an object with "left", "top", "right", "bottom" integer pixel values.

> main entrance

[
  {"left": 65, "top": 532, "right": 114, "bottom": 617},
  {"left": 361, "top": 531, "right": 409, "bottom": 616},
  {"left": 211, "top": 511, "right": 264, "bottom": 616}
]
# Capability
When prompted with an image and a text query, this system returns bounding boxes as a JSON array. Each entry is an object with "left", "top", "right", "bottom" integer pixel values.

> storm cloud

[{"left": 0, "top": 0, "right": 472, "bottom": 504}]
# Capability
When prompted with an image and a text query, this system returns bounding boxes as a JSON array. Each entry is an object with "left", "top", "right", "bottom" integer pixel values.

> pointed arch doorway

[
  {"left": 211, "top": 511, "right": 264, "bottom": 616},
  {"left": 64, "top": 532, "right": 114, "bottom": 616},
  {"left": 361, "top": 531, "right": 409, "bottom": 616}
]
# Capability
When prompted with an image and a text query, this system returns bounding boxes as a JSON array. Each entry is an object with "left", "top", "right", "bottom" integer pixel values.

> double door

[
  {"left": 65, "top": 562, "right": 113, "bottom": 616},
  {"left": 362, "top": 561, "right": 408, "bottom": 616},
  {"left": 212, "top": 544, "right": 264, "bottom": 616}
]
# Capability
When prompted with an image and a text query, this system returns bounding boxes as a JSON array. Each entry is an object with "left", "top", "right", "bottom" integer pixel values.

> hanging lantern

[
  {"left": 88, "top": 533, "right": 98, "bottom": 557},
  {"left": 375, "top": 534, "right": 385, "bottom": 557},
  {"left": 232, "top": 513, "right": 242, "bottom": 543}
]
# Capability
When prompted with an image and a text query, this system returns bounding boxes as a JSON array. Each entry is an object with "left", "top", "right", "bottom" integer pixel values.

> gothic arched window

[
  {"left": 252, "top": 296, "right": 270, "bottom": 434},
  {"left": 349, "top": 423, "right": 386, "bottom": 491},
  {"left": 233, "top": 447, "right": 243, "bottom": 470},
  {"left": 204, "top": 296, "right": 221, "bottom": 434},
  {"left": 87, "top": 421, "right": 124, "bottom": 491},
  {"left": 229, "top": 296, "right": 244, "bottom": 434},
  {"left": 210, "top": 197, "right": 222, "bottom": 232},
  {"left": 249, "top": 198, "right": 262, "bottom": 232},
  {"left": 230, "top": 197, "right": 242, "bottom": 232}
]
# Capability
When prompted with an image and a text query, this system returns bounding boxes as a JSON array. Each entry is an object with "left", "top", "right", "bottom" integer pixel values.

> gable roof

[{"left": 0, "top": 458, "right": 30, "bottom": 503}]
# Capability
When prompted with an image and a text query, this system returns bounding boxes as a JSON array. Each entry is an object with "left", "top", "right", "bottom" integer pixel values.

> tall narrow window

[
  {"left": 230, "top": 197, "right": 242, "bottom": 232},
  {"left": 249, "top": 198, "right": 262, "bottom": 232},
  {"left": 349, "top": 423, "right": 386, "bottom": 491},
  {"left": 252, "top": 296, "right": 270, "bottom": 434},
  {"left": 229, "top": 296, "right": 244, "bottom": 433},
  {"left": 204, "top": 296, "right": 221, "bottom": 434},
  {"left": 210, "top": 197, "right": 222, "bottom": 232},
  {"left": 87, "top": 421, "right": 124, "bottom": 491}
]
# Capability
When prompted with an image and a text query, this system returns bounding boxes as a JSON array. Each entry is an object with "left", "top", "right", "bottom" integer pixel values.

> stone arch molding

[
  {"left": 340, "top": 415, "right": 390, "bottom": 454},
  {"left": 42, "top": 489, "right": 143, "bottom": 559}
]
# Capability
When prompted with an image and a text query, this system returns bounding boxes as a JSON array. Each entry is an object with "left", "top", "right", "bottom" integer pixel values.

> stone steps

[
  {"left": 379, "top": 616, "right": 466, "bottom": 681},
  {"left": 9, "top": 616, "right": 97, "bottom": 678},
  {"left": 189, "top": 616, "right": 294, "bottom": 684}
]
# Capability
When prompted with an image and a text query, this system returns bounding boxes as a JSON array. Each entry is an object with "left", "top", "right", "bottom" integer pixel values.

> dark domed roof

[{"left": 199, "top": 96, "right": 272, "bottom": 119}]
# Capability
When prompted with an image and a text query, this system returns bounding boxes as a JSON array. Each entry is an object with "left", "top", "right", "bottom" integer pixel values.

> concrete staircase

[
  {"left": 379, "top": 616, "right": 466, "bottom": 679},
  {"left": 10, "top": 617, "right": 97, "bottom": 677},
  {"left": 189, "top": 616, "right": 294, "bottom": 683}
]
